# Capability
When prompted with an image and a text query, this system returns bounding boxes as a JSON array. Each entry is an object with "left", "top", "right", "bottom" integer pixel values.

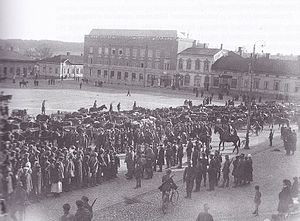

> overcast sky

[{"left": 0, "top": 0, "right": 300, "bottom": 55}]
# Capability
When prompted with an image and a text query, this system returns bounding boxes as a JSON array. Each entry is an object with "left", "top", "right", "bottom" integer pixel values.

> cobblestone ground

[{"left": 23, "top": 127, "right": 300, "bottom": 221}]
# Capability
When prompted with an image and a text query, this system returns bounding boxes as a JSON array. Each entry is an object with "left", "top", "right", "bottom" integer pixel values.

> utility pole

[{"left": 244, "top": 44, "right": 255, "bottom": 149}]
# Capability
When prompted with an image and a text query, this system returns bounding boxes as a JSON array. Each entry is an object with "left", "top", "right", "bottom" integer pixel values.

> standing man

[
  {"left": 207, "top": 155, "right": 216, "bottom": 191},
  {"left": 41, "top": 100, "right": 46, "bottom": 115},
  {"left": 117, "top": 102, "right": 121, "bottom": 112},
  {"left": 183, "top": 162, "right": 195, "bottom": 199},
  {"left": 220, "top": 155, "right": 232, "bottom": 188},
  {"left": 269, "top": 129, "right": 274, "bottom": 146},
  {"left": 253, "top": 185, "right": 261, "bottom": 216},
  {"left": 177, "top": 143, "right": 184, "bottom": 169},
  {"left": 127, "top": 89, "right": 131, "bottom": 96},
  {"left": 157, "top": 145, "right": 165, "bottom": 172},
  {"left": 196, "top": 204, "right": 214, "bottom": 221},
  {"left": 74, "top": 200, "right": 92, "bottom": 221}
]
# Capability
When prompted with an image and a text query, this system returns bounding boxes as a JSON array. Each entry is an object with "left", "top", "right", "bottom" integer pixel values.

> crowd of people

[
  {"left": 281, "top": 126, "right": 297, "bottom": 155},
  {"left": 0, "top": 94, "right": 299, "bottom": 220}
]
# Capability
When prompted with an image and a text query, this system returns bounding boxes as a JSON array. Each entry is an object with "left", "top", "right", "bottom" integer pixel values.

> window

[
  {"left": 195, "top": 59, "right": 201, "bottom": 70},
  {"left": 118, "top": 49, "right": 123, "bottom": 55},
  {"left": 98, "top": 47, "right": 102, "bottom": 55},
  {"left": 253, "top": 78, "right": 260, "bottom": 89},
  {"left": 164, "top": 51, "right": 171, "bottom": 58},
  {"left": 231, "top": 79, "right": 237, "bottom": 88},
  {"left": 110, "top": 71, "right": 114, "bottom": 78},
  {"left": 186, "top": 59, "right": 192, "bottom": 70},
  {"left": 132, "top": 73, "right": 136, "bottom": 81},
  {"left": 126, "top": 60, "right": 131, "bottom": 67},
  {"left": 213, "top": 77, "right": 219, "bottom": 87},
  {"left": 76, "top": 69, "right": 79, "bottom": 74},
  {"left": 140, "top": 49, "right": 146, "bottom": 58},
  {"left": 3, "top": 67, "right": 7, "bottom": 74},
  {"left": 111, "top": 48, "right": 116, "bottom": 55},
  {"left": 284, "top": 83, "right": 289, "bottom": 92},
  {"left": 9, "top": 67, "right": 14, "bottom": 74},
  {"left": 184, "top": 75, "right": 190, "bottom": 86},
  {"left": 89, "top": 68, "right": 92, "bottom": 76},
  {"left": 104, "top": 47, "right": 109, "bottom": 55},
  {"left": 90, "top": 58, "right": 93, "bottom": 64},
  {"left": 264, "top": 81, "right": 268, "bottom": 89},
  {"left": 178, "top": 59, "right": 183, "bottom": 70},
  {"left": 139, "top": 73, "right": 143, "bottom": 81},
  {"left": 204, "top": 60, "right": 210, "bottom": 71},
  {"left": 244, "top": 79, "right": 249, "bottom": 88},
  {"left": 97, "top": 70, "right": 101, "bottom": 77},
  {"left": 89, "top": 47, "right": 93, "bottom": 53},
  {"left": 43, "top": 66, "right": 46, "bottom": 73},
  {"left": 147, "top": 61, "right": 152, "bottom": 68},
  {"left": 164, "top": 62, "right": 170, "bottom": 70},
  {"left": 141, "top": 62, "right": 144, "bottom": 68},
  {"left": 155, "top": 62, "right": 160, "bottom": 69},
  {"left": 67, "top": 69, "right": 69, "bottom": 74},
  {"left": 117, "top": 71, "right": 121, "bottom": 80},
  {"left": 155, "top": 50, "right": 160, "bottom": 58},
  {"left": 55, "top": 68, "right": 59, "bottom": 74},
  {"left": 124, "top": 72, "right": 129, "bottom": 80},
  {"left": 194, "top": 75, "right": 201, "bottom": 87},
  {"left": 274, "top": 81, "right": 279, "bottom": 91},
  {"left": 148, "top": 50, "right": 153, "bottom": 58},
  {"left": 104, "top": 70, "right": 108, "bottom": 77},
  {"left": 49, "top": 67, "right": 52, "bottom": 73},
  {"left": 132, "top": 49, "right": 138, "bottom": 57},
  {"left": 16, "top": 68, "right": 20, "bottom": 75},
  {"left": 125, "top": 48, "right": 130, "bottom": 56}
]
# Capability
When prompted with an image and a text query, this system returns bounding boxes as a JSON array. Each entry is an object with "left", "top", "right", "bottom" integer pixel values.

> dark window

[
  {"left": 125, "top": 72, "right": 129, "bottom": 80},
  {"left": 184, "top": 75, "right": 190, "bottom": 85},
  {"left": 141, "top": 63, "right": 144, "bottom": 68},
  {"left": 9, "top": 67, "right": 14, "bottom": 73},
  {"left": 97, "top": 70, "right": 101, "bottom": 77},
  {"left": 132, "top": 73, "right": 136, "bottom": 81},
  {"left": 231, "top": 79, "right": 237, "bottom": 88},
  {"left": 195, "top": 59, "right": 200, "bottom": 70},
  {"left": 3, "top": 67, "right": 7, "bottom": 74},
  {"left": 89, "top": 68, "right": 92, "bottom": 76},
  {"left": 55, "top": 68, "right": 59, "bottom": 74},
  {"left": 139, "top": 73, "right": 143, "bottom": 81},
  {"left": 204, "top": 60, "right": 210, "bottom": 71},
  {"left": 178, "top": 59, "right": 183, "bottom": 70},
  {"left": 117, "top": 71, "right": 121, "bottom": 80},
  {"left": 186, "top": 59, "right": 192, "bottom": 70},
  {"left": 213, "top": 77, "right": 219, "bottom": 87},
  {"left": 16, "top": 68, "right": 20, "bottom": 75},
  {"left": 110, "top": 71, "right": 114, "bottom": 78},
  {"left": 104, "top": 70, "right": 108, "bottom": 77}
]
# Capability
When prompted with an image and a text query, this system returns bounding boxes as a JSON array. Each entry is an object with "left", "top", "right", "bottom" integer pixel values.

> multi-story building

[
  {"left": 83, "top": 29, "right": 194, "bottom": 87},
  {"left": 211, "top": 52, "right": 300, "bottom": 99},
  {"left": 38, "top": 53, "right": 83, "bottom": 78},
  {"left": 176, "top": 44, "right": 227, "bottom": 89},
  {"left": 0, "top": 48, "right": 37, "bottom": 79}
]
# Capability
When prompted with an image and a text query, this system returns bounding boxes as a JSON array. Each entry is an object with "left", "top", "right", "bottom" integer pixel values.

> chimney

[
  {"left": 266, "top": 53, "right": 270, "bottom": 59},
  {"left": 220, "top": 44, "right": 223, "bottom": 50},
  {"left": 66, "top": 52, "right": 70, "bottom": 56},
  {"left": 238, "top": 47, "right": 242, "bottom": 56}
]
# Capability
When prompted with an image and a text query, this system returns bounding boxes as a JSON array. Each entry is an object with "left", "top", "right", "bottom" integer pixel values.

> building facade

[
  {"left": 0, "top": 49, "right": 37, "bottom": 79},
  {"left": 176, "top": 46, "right": 227, "bottom": 89},
  {"left": 38, "top": 53, "right": 83, "bottom": 78},
  {"left": 83, "top": 29, "right": 194, "bottom": 87}
]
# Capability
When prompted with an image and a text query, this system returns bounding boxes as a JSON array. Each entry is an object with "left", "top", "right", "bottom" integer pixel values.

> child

[
  {"left": 59, "top": 203, "right": 74, "bottom": 221},
  {"left": 253, "top": 185, "right": 262, "bottom": 216}
]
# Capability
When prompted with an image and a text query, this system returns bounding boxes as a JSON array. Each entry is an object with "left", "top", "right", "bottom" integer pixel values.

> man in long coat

[{"left": 183, "top": 162, "right": 196, "bottom": 198}]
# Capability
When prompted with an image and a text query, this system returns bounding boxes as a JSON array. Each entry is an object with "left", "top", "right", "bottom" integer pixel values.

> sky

[{"left": 0, "top": 0, "right": 300, "bottom": 55}]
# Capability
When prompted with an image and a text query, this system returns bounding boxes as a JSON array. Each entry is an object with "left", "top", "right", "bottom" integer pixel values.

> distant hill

[{"left": 0, "top": 39, "right": 83, "bottom": 58}]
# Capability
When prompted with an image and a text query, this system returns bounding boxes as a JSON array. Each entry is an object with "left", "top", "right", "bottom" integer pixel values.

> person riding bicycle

[{"left": 159, "top": 169, "right": 177, "bottom": 200}]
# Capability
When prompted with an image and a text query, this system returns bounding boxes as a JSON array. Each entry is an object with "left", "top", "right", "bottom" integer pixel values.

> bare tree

[{"left": 36, "top": 45, "right": 53, "bottom": 59}]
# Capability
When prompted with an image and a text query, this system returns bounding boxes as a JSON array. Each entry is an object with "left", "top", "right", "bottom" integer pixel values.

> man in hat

[
  {"left": 207, "top": 154, "right": 217, "bottom": 191},
  {"left": 183, "top": 162, "right": 195, "bottom": 198},
  {"left": 81, "top": 196, "right": 93, "bottom": 218}
]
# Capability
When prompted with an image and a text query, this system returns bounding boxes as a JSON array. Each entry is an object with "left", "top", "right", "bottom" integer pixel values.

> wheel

[{"left": 170, "top": 190, "right": 179, "bottom": 205}]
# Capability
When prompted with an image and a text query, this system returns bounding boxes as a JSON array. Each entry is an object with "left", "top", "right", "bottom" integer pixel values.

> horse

[
  {"left": 214, "top": 125, "right": 241, "bottom": 154},
  {"left": 89, "top": 104, "right": 107, "bottom": 113},
  {"left": 19, "top": 80, "right": 29, "bottom": 88}
]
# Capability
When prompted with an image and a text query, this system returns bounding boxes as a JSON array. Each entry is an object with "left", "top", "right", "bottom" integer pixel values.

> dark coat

[
  {"left": 157, "top": 148, "right": 165, "bottom": 165},
  {"left": 278, "top": 186, "right": 293, "bottom": 213}
]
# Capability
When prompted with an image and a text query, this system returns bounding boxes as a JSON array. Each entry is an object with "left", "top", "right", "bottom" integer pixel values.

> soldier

[
  {"left": 157, "top": 145, "right": 165, "bottom": 172},
  {"left": 194, "top": 157, "right": 204, "bottom": 192},
  {"left": 220, "top": 155, "right": 232, "bottom": 188},
  {"left": 199, "top": 153, "right": 208, "bottom": 187},
  {"left": 207, "top": 155, "right": 216, "bottom": 191},
  {"left": 183, "top": 162, "right": 196, "bottom": 199},
  {"left": 74, "top": 200, "right": 92, "bottom": 221},
  {"left": 186, "top": 139, "right": 193, "bottom": 162},
  {"left": 81, "top": 196, "right": 93, "bottom": 218},
  {"left": 177, "top": 143, "right": 184, "bottom": 169}
]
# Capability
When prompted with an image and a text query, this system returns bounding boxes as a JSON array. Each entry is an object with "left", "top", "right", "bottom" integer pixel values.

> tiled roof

[
  {"left": 212, "top": 51, "right": 300, "bottom": 76},
  {"left": 0, "top": 49, "right": 35, "bottom": 62},
  {"left": 178, "top": 47, "right": 221, "bottom": 56},
  {"left": 89, "top": 29, "right": 177, "bottom": 38},
  {"left": 40, "top": 55, "right": 83, "bottom": 65}
]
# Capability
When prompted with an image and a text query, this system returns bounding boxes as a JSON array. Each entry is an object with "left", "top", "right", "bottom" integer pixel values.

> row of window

[
  {"left": 1, "top": 66, "right": 33, "bottom": 75},
  {"left": 178, "top": 58, "right": 210, "bottom": 71},
  {"left": 89, "top": 46, "right": 170, "bottom": 59},
  {"left": 87, "top": 58, "right": 172, "bottom": 70},
  {"left": 93, "top": 69, "right": 144, "bottom": 82}
]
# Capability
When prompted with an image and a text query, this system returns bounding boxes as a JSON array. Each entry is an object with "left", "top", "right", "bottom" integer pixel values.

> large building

[
  {"left": 38, "top": 53, "right": 84, "bottom": 78},
  {"left": 210, "top": 52, "right": 300, "bottom": 99},
  {"left": 0, "top": 48, "right": 37, "bottom": 79},
  {"left": 83, "top": 29, "right": 194, "bottom": 87}
]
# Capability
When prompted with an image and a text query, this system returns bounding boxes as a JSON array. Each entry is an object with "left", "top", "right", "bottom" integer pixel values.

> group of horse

[{"left": 2, "top": 101, "right": 298, "bottom": 155}]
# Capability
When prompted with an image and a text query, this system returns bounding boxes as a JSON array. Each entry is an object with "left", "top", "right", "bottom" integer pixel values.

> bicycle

[{"left": 162, "top": 188, "right": 179, "bottom": 214}]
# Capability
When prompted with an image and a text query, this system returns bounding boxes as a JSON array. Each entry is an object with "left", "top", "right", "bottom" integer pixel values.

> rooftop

[
  {"left": 40, "top": 54, "right": 83, "bottom": 65},
  {"left": 178, "top": 47, "right": 222, "bottom": 56},
  {"left": 88, "top": 29, "right": 177, "bottom": 38},
  {"left": 0, "top": 49, "right": 35, "bottom": 62},
  {"left": 212, "top": 51, "right": 300, "bottom": 76}
]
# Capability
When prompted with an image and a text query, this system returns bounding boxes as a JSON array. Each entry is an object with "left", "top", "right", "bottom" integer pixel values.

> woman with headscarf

[{"left": 50, "top": 161, "right": 63, "bottom": 197}]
